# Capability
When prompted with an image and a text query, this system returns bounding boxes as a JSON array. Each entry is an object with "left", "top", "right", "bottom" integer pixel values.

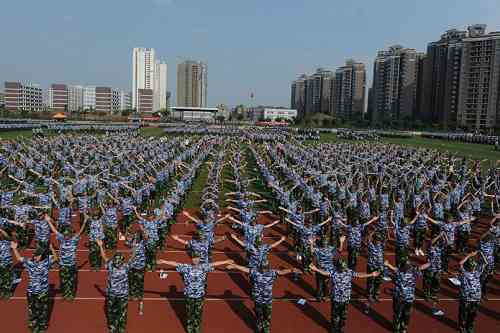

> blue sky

[{"left": 1, "top": 0, "right": 498, "bottom": 107}]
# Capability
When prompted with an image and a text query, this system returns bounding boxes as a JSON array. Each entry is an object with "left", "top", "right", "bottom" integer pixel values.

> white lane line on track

[
  {"left": 5, "top": 297, "right": 500, "bottom": 302},
  {"left": 22, "top": 248, "right": 404, "bottom": 256}
]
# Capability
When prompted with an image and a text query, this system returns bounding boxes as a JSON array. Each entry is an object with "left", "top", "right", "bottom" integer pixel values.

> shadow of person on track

[
  {"left": 350, "top": 299, "right": 394, "bottom": 331},
  {"left": 222, "top": 290, "right": 255, "bottom": 331},
  {"left": 478, "top": 303, "right": 500, "bottom": 321},
  {"left": 413, "top": 300, "right": 459, "bottom": 330},
  {"left": 222, "top": 246, "right": 253, "bottom": 293},
  {"left": 284, "top": 291, "right": 331, "bottom": 330},
  {"left": 46, "top": 283, "right": 57, "bottom": 329},
  {"left": 167, "top": 285, "right": 188, "bottom": 332}
]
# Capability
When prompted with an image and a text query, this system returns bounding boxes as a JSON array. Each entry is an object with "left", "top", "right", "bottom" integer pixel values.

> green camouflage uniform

[
  {"left": 255, "top": 302, "right": 272, "bottom": 333},
  {"left": 186, "top": 297, "right": 204, "bottom": 333},
  {"left": 59, "top": 265, "right": 77, "bottom": 300},
  {"left": 106, "top": 296, "right": 128, "bottom": 333},
  {"left": 0, "top": 264, "right": 13, "bottom": 299}
]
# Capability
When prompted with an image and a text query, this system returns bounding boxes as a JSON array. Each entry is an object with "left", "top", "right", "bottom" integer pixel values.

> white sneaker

[
  {"left": 383, "top": 276, "right": 392, "bottom": 282},
  {"left": 432, "top": 309, "right": 444, "bottom": 316},
  {"left": 12, "top": 278, "right": 22, "bottom": 285},
  {"left": 415, "top": 249, "right": 419, "bottom": 256},
  {"left": 448, "top": 277, "right": 461, "bottom": 286}
]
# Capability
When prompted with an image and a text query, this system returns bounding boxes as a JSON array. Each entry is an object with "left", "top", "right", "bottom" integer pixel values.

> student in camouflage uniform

[
  {"left": 457, "top": 251, "right": 484, "bottom": 333},
  {"left": 385, "top": 260, "right": 430, "bottom": 333},
  {"left": 96, "top": 239, "right": 136, "bottom": 333},
  {"left": 478, "top": 231, "right": 496, "bottom": 300},
  {"left": 46, "top": 214, "right": 87, "bottom": 301},
  {"left": 127, "top": 231, "right": 146, "bottom": 300},
  {"left": 102, "top": 201, "right": 118, "bottom": 250},
  {"left": 158, "top": 254, "right": 234, "bottom": 333},
  {"left": 311, "top": 259, "right": 380, "bottom": 333},
  {"left": 0, "top": 227, "right": 21, "bottom": 299},
  {"left": 11, "top": 241, "right": 57, "bottom": 333},
  {"left": 366, "top": 231, "right": 385, "bottom": 308},
  {"left": 311, "top": 235, "right": 344, "bottom": 301},
  {"left": 135, "top": 208, "right": 159, "bottom": 272},
  {"left": 422, "top": 233, "right": 445, "bottom": 316},
  {"left": 88, "top": 211, "right": 105, "bottom": 271},
  {"left": 227, "top": 261, "right": 299, "bottom": 333},
  {"left": 337, "top": 212, "right": 378, "bottom": 270}
]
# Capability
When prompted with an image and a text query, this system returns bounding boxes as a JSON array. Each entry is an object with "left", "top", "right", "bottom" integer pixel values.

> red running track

[{"left": 1, "top": 211, "right": 499, "bottom": 332}]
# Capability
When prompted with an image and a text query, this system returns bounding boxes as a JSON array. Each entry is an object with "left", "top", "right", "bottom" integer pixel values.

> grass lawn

[
  {"left": 0, "top": 130, "right": 33, "bottom": 140},
  {"left": 139, "top": 127, "right": 165, "bottom": 137},
  {"left": 316, "top": 133, "right": 499, "bottom": 164}
]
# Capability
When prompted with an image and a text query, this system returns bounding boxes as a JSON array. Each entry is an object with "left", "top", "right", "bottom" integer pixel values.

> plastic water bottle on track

[{"left": 139, "top": 301, "right": 144, "bottom": 315}]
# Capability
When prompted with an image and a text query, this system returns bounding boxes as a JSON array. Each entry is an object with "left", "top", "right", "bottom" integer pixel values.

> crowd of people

[
  {"left": 422, "top": 132, "right": 500, "bottom": 147},
  {"left": 336, "top": 130, "right": 380, "bottom": 141},
  {"left": 0, "top": 129, "right": 498, "bottom": 333}
]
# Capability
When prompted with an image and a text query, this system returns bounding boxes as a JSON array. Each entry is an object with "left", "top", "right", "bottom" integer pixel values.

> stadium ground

[{"left": 0, "top": 127, "right": 498, "bottom": 332}]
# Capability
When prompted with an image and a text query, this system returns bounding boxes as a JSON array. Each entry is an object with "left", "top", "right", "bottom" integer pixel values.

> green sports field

[{"left": 317, "top": 132, "right": 499, "bottom": 164}]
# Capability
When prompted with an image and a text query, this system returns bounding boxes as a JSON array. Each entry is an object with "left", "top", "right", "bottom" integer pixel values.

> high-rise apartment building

[
  {"left": 4, "top": 82, "right": 43, "bottom": 111},
  {"left": 291, "top": 74, "right": 308, "bottom": 118},
  {"left": 132, "top": 48, "right": 167, "bottom": 113},
  {"left": 421, "top": 29, "right": 467, "bottom": 128},
  {"left": 304, "top": 68, "right": 334, "bottom": 116},
  {"left": 132, "top": 48, "right": 155, "bottom": 111},
  {"left": 154, "top": 60, "right": 168, "bottom": 111},
  {"left": 176, "top": 60, "right": 208, "bottom": 108},
  {"left": 371, "top": 45, "right": 418, "bottom": 125},
  {"left": 457, "top": 25, "right": 500, "bottom": 131},
  {"left": 333, "top": 60, "right": 366, "bottom": 120}
]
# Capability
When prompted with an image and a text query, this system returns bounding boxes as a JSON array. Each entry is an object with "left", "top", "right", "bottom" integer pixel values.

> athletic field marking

[{"left": 5, "top": 297, "right": 500, "bottom": 302}]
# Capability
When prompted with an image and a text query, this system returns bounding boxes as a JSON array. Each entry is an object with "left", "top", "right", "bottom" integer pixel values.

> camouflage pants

[
  {"left": 59, "top": 265, "right": 77, "bottom": 300},
  {"left": 299, "top": 243, "right": 313, "bottom": 272},
  {"left": 347, "top": 246, "right": 359, "bottom": 270},
  {"left": 414, "top": 228, "right": 425, "bottom": 249},
  {"left": 316, "top": 272, "right": 329, "bottom": 299},
  {"left": 456, "top": 230, "right": 470, "bottom": 253},
  {"left": 88, "top": 241, "right": 102, "bottom": 271},
  {"left": 366, "top": 266, "right": 383, "bottom": 300},
  {"left": 104, "top": 226, "right": 117, "bottom": 250},
  {"left": 441, "top": 245, "right": 452, "bottom": 272},
  {"left": 158, "top": 225, "right": 169, "bottom": 250},
  {"left": 423, "top": 270, "right": 441, "bottom": 301},
  {"left": 106, "top": 296, "right": 128, "bottom": 333},
  {"left": 16, "top": 226, "right": 34, "bottom": 249},
  {"left": 145, "top": 244, "right": 157, "bottom": 272},
  {"left": 255, "top": 302, "right": 272, "bottom": 333},
  {"left": 57, "top": 223, "right": 72, "bottom": 235},
  {"left": 480, "top": 265, "right": 494, "bottom": 297},
  {"left": 27, "top": 292, "right": 49, "bottom": 333},
  {"left": 186, "top": 297, "right": 204, "bottom": 333},
  {"left": 128, "top": 268, "right": 145, "bottom": 300},
  {"left": 120, "top": 215, "right": 133, "bottom": 234},
  {"left": 330, "top": 301, "right": 348, "bottom": 333},
  {"left": 0, "top": 264, "right": 13, "bottom": 299},
  {"left": 393, "top": 299, "right": 413, "bottom": 333},
  {"left": 35, "top": 241, "right": 49, "bottom": 257},
  {"left": 458, "top": 300, "right": 479, "bottom": 333},
  {"left": 395, "top": 246, "right": 409, "bottom": 268}
]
